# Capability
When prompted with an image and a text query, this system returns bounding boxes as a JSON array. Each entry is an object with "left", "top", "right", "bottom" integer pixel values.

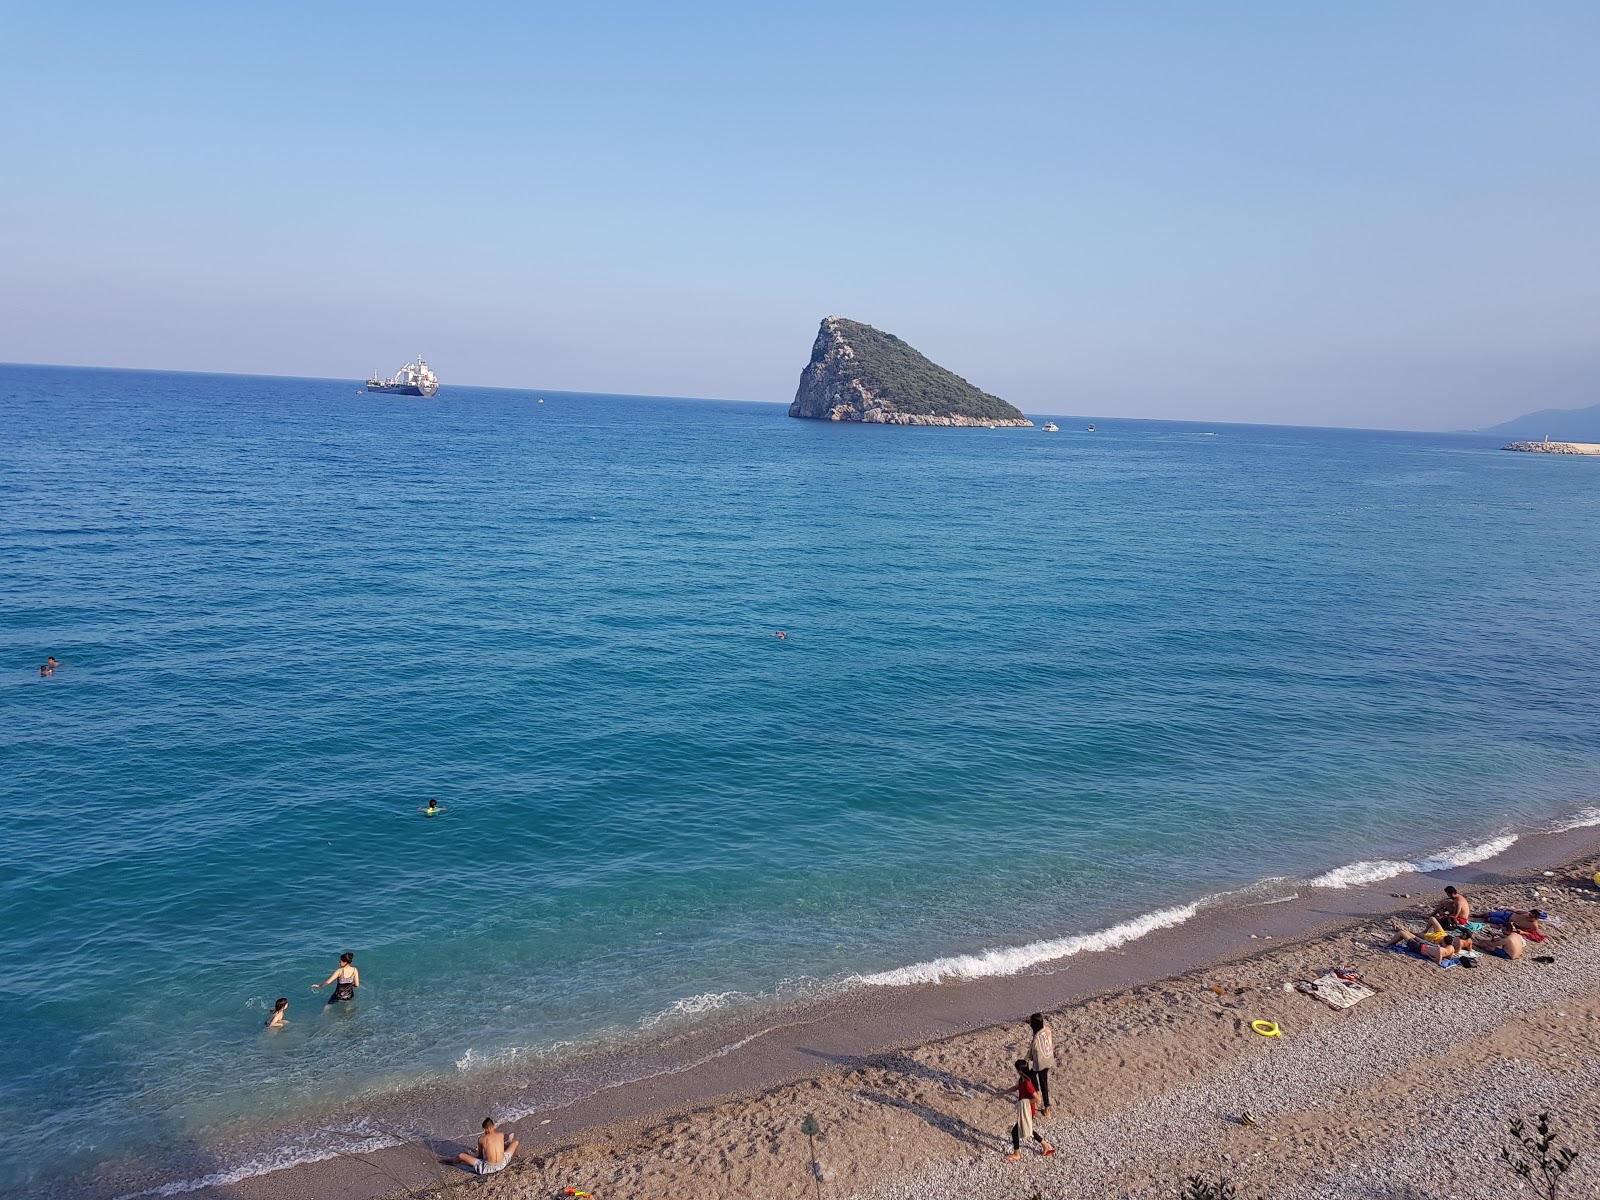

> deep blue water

[{"left": 3, "top": 364, "right": 1599, "bottom": 1194}]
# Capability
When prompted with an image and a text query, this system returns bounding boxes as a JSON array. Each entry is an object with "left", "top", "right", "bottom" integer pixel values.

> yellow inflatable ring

[{"left": 1251, "top": 1020, "right": 1281, "bottom": 1038}]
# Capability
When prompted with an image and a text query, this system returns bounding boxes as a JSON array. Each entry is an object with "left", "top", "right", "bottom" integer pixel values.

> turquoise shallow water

[{"left": 3, "top": 364, "right": 1599, "bottom": 1194}]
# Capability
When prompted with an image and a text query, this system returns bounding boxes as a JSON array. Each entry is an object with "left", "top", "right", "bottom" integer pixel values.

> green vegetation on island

[{"left": 829, "top": 318, "right": 1023, "bottom": 421}]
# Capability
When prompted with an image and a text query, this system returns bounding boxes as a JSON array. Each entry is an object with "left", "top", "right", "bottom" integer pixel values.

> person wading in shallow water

[{"left": 312, "top": 952, "right": 359, "bottom": 1004}]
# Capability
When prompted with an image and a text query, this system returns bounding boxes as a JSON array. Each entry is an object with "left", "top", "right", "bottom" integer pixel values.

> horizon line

[{"left": 0, "top": 358, "right": 1510, "bottom": 438}]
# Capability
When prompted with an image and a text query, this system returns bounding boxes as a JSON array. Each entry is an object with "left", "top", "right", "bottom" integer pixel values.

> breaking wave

[
  {"left": 848, "top": 903, "right": 1201, "bottom": 987},
  {"left": 1309, "top": 834, "right": 1518, "bottom": 889}
]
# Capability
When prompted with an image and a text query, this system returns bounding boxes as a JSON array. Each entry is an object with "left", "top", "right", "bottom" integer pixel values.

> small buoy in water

[{"left": 1251, "top": 1020, "right": 1281, "bottom": 1038}]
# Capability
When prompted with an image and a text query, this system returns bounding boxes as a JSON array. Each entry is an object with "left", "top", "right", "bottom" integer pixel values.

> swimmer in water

[
  {"left": 774, "top": 631, "right": 787, "bottom": 641},
  {"left": 265, "top": 997, "right": 289, "bottom": 1028},
  {"left": 40, "top": 664, "right": 52, "bottom": 677},
  {"left": 419, "top": 799, "right": 444, "bottom": 816},
  {"left": 313, "top": 952, "right": 359, "bottom": 1004}
]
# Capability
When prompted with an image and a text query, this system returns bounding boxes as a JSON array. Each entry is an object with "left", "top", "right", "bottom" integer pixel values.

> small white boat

[
  {"left": 1087, "top": 423, "right": 1096, "bottom": 432},
  {"left": 1042, "top": 422, "right": 1059, "bottom": 432}
]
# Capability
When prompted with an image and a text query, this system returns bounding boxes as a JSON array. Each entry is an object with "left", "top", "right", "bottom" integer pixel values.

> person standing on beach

[
  {"left": 312, "top": 952, "right": 359, "bottom": 1004},
  {"left": 442, "top": 1117, "right": 518, "bottom": 1175},
  {"left": 996, "top": 1058, "right": 1054, "bottom": 1161},
  {"left": 1025, "top": 1012, "right": 1055, "bottom": 1116}
]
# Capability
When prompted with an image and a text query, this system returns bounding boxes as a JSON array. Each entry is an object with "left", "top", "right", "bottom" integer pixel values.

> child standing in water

[
  {"left": 1026, "top": 1012, "right": 1055, "bottom": 1116},
  {"left": 996, "top": 1058, "right": 1054, "bottom": 1161},
  {"left": 265, "top": 997, "right": 288, "bottom": 1028},
  {"left": 313, "top": 953, "right": 360, "bottom": 1004}
]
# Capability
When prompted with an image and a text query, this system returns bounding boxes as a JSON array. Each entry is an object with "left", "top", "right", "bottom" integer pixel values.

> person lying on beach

[
  {"left": 265, "top": 997, "right": 288, "bottom": 1028},
  {"left": 995, "top": 1059, "right": 1054, "bottom": 1161},
  {"left": 441, "top": 1117, "right": 518, "bottom": 1175},
  {"left": 1473, "top": 929, "right": 1527, "bottom": 960},
  {"left": 1507, "top": 910, "right": 1546, "bottom": 939},
  {"left": 313, "top": 952, "right": 359, "bottom": 1004},
  {"left": 1430, "top": 886, "right": 1470, "bottom": 931},
  {"left": 1387, "top": 920, "right": 1464, "bottom": 964}
]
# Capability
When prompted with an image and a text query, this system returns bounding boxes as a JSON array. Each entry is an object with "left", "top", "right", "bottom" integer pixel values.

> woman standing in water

[{"left": 313, "top": 952, "right": 360, "bottom": 1005}]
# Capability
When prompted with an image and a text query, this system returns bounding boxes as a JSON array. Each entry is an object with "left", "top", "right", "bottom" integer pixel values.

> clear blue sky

[{"left": 3, "top": 2, "right": 1597, "bottom": 429}]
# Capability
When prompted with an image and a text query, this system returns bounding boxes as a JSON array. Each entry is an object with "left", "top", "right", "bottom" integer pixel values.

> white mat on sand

[{"left": 1296, "top": 972, "right": 1375, "bottom": 1010}]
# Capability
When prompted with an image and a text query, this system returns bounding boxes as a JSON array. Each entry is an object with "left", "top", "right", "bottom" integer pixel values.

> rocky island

[{"left": 789, "top": 316, "right": 1032, "bottom": 427}]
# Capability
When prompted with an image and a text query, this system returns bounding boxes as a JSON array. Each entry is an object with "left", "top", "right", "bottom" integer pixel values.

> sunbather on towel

[
  {"left": 1473, "top": 929, "right": 1527, "bottom": 960},
  {"left": 1508, "top": 910, "right": 1546, "bottom": 940},
  {"left": 1387, "top": 920, "right": 1463, "bottom": 964}
]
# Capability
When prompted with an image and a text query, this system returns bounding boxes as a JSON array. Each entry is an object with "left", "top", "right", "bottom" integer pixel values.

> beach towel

[
  {"left": 1388, "top": 944, "right": 1457, "bottom": 969},
  {"left": 1295, "top": 972, "right": 1375, "bottom": 1010}
]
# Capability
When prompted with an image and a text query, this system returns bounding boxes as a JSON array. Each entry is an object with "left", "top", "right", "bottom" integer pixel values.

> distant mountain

[
  {"left": 789, "top": 317, "right": 1031, "bottom": 427},
  {"left": 1480, "top": 401, "right": 1600, "bottom": 441}
]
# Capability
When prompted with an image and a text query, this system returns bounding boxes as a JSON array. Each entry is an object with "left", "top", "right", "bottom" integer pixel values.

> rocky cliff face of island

[{"left": 789, "top": 317, "right": 1032, "bottom": 427}]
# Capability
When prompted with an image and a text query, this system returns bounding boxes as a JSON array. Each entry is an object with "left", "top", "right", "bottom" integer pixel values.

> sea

[{"left": 3, "top": 363, "right": 1599, "bottom": 1197}]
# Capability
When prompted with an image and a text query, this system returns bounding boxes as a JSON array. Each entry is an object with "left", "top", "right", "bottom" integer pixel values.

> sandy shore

[{"left": 77, "top": 830, "right": 1600, "bottom": 1200}]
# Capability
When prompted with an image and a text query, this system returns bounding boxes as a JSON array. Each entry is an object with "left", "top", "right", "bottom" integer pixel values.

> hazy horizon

[{"left": 4, "top": 3, "right": 1597, "bottom": 432}]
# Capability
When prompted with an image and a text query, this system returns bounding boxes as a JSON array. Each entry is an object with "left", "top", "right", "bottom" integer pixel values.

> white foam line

[
  {"left": 1548, "top": 806, "right": 1600, "bottom": 834},
  {"left": 848, "top": 902, "right": 1201, "bottom": 988},
  {"left": 1309, "top": 833, "right": 1518, "bottom": 889},
  {"left": 501, "top": 1023, "right": 794, "bottom": 1123},
  {"left": 112, "top": 1131, "right": 402, "bottom": 1199}
]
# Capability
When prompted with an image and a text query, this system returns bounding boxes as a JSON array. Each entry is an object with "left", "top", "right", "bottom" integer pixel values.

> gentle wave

[
  {"left": 112, "top": 1127, "right": 403, "bottom": 1200},
  {"left": 1309, "top": 834, "right": 1518, "bottom": 889},
  {"left": 1549, "top": 806, "right": 1600, "bottom": 833},
  {"left": 849, "top": 903, "right": 1201, "bottom": 987},
  {"left": 640, "top": 989, "right": 746, "bottom": 1028},
  {"left": 500, "top": 1025, "right": 784, "bottom": 1123}
]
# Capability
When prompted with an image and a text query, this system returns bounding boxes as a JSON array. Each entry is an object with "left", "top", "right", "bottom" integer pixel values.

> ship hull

[{"left": 366, "top": 383, "right": 438, "bottom": 398}]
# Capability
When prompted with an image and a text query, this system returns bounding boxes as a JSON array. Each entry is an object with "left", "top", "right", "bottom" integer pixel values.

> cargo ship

[{"left": 364, "top": 356, "right": 439, "bottom": 397}]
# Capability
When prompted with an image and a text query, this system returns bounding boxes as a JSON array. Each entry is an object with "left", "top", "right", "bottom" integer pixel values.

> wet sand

[{"left": 83, "top": 826, "right": 1600, "bottom": 1200}]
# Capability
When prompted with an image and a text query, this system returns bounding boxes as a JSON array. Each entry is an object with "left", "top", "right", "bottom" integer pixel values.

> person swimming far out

[
  {"left": 419, "top": 799, "right": 445, "bottom": 817},
  {"left": 774, "top": 630, "right": 787, "bottom": 640},
  {"left": 313, "top": 952, "right": 359, "bottom": 1004}
]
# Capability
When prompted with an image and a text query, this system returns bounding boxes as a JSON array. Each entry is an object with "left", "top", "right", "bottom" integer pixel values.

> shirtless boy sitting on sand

[{"left": 442, "top": 1117, "right": 518, "bottom": 1175}]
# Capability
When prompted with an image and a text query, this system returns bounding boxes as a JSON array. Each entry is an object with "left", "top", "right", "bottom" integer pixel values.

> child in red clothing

[{"left": 996, "top": 1058, "right": 1055, "bottom": 1160}]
